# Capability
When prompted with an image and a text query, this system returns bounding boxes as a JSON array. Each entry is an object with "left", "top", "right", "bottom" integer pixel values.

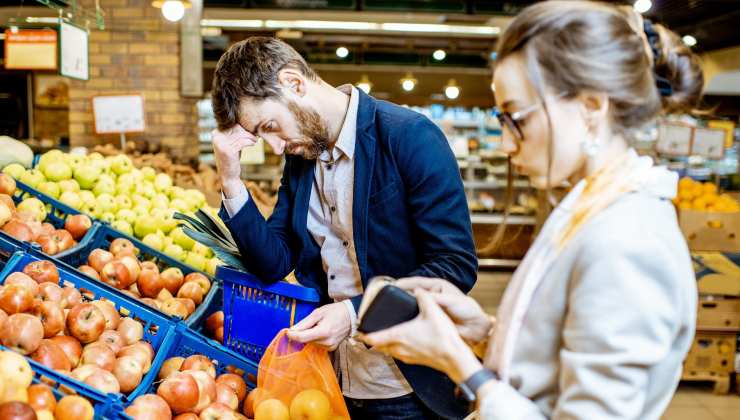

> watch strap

[{"left": 459, "top": 368, "right": 498, "bottom": 403}]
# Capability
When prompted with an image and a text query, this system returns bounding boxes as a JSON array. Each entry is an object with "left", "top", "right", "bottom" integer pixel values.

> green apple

[
  {"left": 115, "top": 195, "right": 133, "bottom": 210},
  {"left": 17, "top": 197, "right": 47, "bottom": 222},
  {"left": 112, "top": 220, "right": 133, "bottom": 235},
  {"left": 154, "top": 173, "right": 173, "bottom": 193},
  {"left": 191, "top": 242, "right": 210, "bottom": 257},
  {"left": 141, "top": 166, "right": 156, "bottom": 181},
  {"left": 87, "top": 152, "right": 104, "bottom": 161},
  {"left": 160, "top": 210, "right": 178, "bottom": 234},
  {"left": 59, "top": 191, "right": 82, "bottom": 210},
  {"left": 43, "top": 161, "right": 73, "bottom": 182},
  {"left": 204, "top": 258, "right": 220, "bottom": 277},
  {"left": 3, "top": 163, "right": 26, "bottom": 179},
  {"left": 168, "top": 186, "right": 185, "bottom": 201},
  {"left": 79, "top": 190, "right": 96, "bottom": 204},
  {"left": 64, "top": 154, "right": 85, "bottom": 168},
  {"left": 183, "top": 189, "right": 206, "bottom": 211},
  {"left": 93, "top": 176, "right": 116, "bottom": 196},
  {"left": 111, "top": 154, "right": 134, "bottom": 175},
  {"left": 130, "top": 194, "right": 150, "bottom": 209},
  {"left": 134, "top": 215, "right": 159, "bottom": 238},
  {"left": 171, "top": 227, "right": 195, "bottom": 251},
  {"left": 137, "top": 182, "right": 156, "bottom": 199},
  {"left": 162, "top": 236, "right": 174, "bottom": 249},
  {"left": 169, "top": 199, "right": 189, "bottom": 213},
  {"left": 36, "top": 150, "right": 64, "bottom": 174},
  {"left": 142, "top": 233, "right": 164, "bottom": 251},
  {"left": 37, "top": 182, "right": 61, "bottom": 199},
  {"left": 95, "top": 194, "right": 118, "bottom": 214},
  {"left": 20, "top": 169, "right": 46, "bottom": 188},
  {"left": 116, "top": 181, "right": 134, "bottom": 196},
  {"left": 184, "top": 252, "right": 207, "bottom": 271},
  {"left": 58, "top": 179, "right": 80, "bottom": 193},
  {"left": 73, "top": 164, "right": 100, "bottom": 190},
  {"left": 116, "top": 208, "right": 137, "bottom": 225},
  {"left": 80, "top": 200, "right": 96, "bottom": 215},
  {"left": 163, "top": 243, "right": 185, "bottom": 261},
  {"left": 130, "top": 169, "right": 144, "bottom": 183},
  {"left": 151, "top": 194, "right": 170, "bottom": 210},
  {"left": 100, "top": 212, "right": 116, "bottom": 224}
]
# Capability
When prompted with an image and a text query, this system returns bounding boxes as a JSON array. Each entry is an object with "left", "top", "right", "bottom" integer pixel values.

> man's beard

[{"left": 285, "top": 100, "right": 330, "bottom": 160}]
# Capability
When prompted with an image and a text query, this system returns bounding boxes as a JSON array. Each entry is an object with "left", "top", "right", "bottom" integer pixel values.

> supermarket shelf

[
  {"left": 471, "top": 214, "right": 536, "bottom": 225},
  {"left": 478, "top": 258, "right": 521, "bottom": 268}
]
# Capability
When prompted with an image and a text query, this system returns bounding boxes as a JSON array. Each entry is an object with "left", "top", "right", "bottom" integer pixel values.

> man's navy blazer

[{"left": 220, "top": 89, "right": 478, "bottom": 419}]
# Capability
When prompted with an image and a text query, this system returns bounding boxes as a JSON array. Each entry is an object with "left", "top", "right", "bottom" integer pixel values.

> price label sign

[
  {"left": 656, "top": 122, "right": 693, "bottom": 156},
  {"left": 692, "top": 127, "right": 726, "bottom": 159}
]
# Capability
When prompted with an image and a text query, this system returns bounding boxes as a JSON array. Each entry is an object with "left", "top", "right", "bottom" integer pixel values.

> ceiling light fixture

[
  {"left": 445, "top": 79, "right": 460, "bottom": 100},
  {"left": 682, "top": 35, "right": 697, "bottom": 47},
  {"left": 152, "top": 1, "right": 192, "bottom": 22},
  {"left": 356, "top": 75, "right": 372, "bottom": 94},
  {"left": 433, "top": 49, "right": 446, "bottom": 61},
  {"left": 633, "top": 0, "right": 652, "bottom": 14},
  {"left": 336, "top": 46, "right": 349, "bottom": 58},
  {"left": 401, "top": 73, "right": 417, "bottom": 92}
]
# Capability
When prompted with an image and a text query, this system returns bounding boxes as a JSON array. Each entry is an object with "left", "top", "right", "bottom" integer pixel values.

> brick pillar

[{"left": 68, "top": 0, "right": 199, "bottom": 161}]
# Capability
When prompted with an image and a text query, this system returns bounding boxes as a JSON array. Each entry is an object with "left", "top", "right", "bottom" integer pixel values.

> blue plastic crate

[
  {"left": 4, "top": 179, "right": 100, "bottom": 259},
  {"left": 0, "top": 250, "right": 176, "bottom": 402},
  {"left": 58, "top": 223, "right": 220, "bottom": 328},
  {"left": 217, "top": 265, "right": 321, "bottom": 362},
  {"left": 0, "top": 344, "right": 129, "bottom": 419},
  {"left": 126, "top": 323, "right": 258, "bottom": 404}
]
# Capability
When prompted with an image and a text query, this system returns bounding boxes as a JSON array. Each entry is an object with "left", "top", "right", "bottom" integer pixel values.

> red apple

[
  {"left": 158, "top": 356, "right": 185, "bottom": 380},
  {"left": 177, "top": 282, "right": 204, "bottom": 305},
  {"left": 215, "top": 383, "right": 239, "bottom": 410},
  {"left": 100, "top": 261, "right": 131, "bottom": 289},
  {"left": 55, "top": 230, "right": 75, "bottom": 252},
  {"left": 141, "top": 261, "right": 160, "bottom": 274},
  {"left": 91, "top": 300, "right": 121, "bottom": 330},
  {"left": 176, "top": 298, "right": 196, "bottom": 316},
  {"left": 137, "top": 269, "right": 164, "bottom": 298},
  {"left": 40, "top": 222, "right": 55, "bottom": 237},
  {"left": 184, "top": 273, "right": 211, "bottom": 295},
  {"left": 118, "top": 255, "right": 141, "bottom": 284},
  {"left": 118, "top": 344, "right": 151, "bottom": 374},
  {"left": 32, "top": 339, "right": 72, "bottom": 371},
  {"left": 1, "top": 313, "right": 44, "bottom": 354},
  {"left": 0, "top": 284, "right": 34, "bottom": 314},
  {"left": 49, "top": 335, "right": 83, "bottom": 367},
  {"left": 0, "top": 173, "right": 16, "bottom": 195},
  {"left": 5, "top": 272, "right": 39, "bottom": 296},
  {"left": 216, "top": 373, "right": 247, "bottom": 402},
  {"left": 205, "top": 312, "right": 224, "bottom": 336},
  {"left": 0, "top": 194, "right": 15, "bottom": 212},
  {"left": 81, "top": 342, "right": 116, "bottom": 371},
  {"left": 174, "top": 414, "right": 199, "bottom": 420},
  {"left": 161, "top": 299, "right": 189, "bottom": 319},
  {"left": 37, "top": 282, "right": 63, "bottom": 305},
  {"left": 183, "top": 369, "right": 217, "bottom": 414},
  {"left": 66, "top": 303, "right": 105, "bottom": 343},
  {"left": 199, "top": 402, "right": 236, "bottom": 420},
  {"left": 125, "top": 394, "right": 172, "bottom": 420},
  {"left": 181, "top": 355, "right": 216, "bottom": 378},
  {"left": 71, "top": 364, "right": 99, "bottom": 382},
  {"left": 117, "top": 317, "right": 144, "bottom": 345},
  {"left": 140, "top": 298, "right": 160, "bottom": 310},
  {"left": 161, "top": 267, "right": 185, "bottom": 295},
  {"left": 61, "top": 286, "right": 83, "bottom": 309},
  {"left": 97, "top": 329, "right": 125, "bottom": 354},
  {"left": 23, "top": 260, "right": 60, "bottom": 285},
  {"left": 33, "top": 300, "right": 65, "bottom": 338},
  {"left": 64, "top": 215, "right": 92, "bottom": 240},
  {"left": 55, "top": 395, "right": 94, "bottom": 420},
  {"left": 84, "top": 368, "right": 120, "bottom": 394},
  {"left": 110, "top": 238, "right": 137, "bottom": 257},
  {"left": 27, "top": 383, "right": 56, "bottom": 413},
  {"left": 77, "top": 265, "right": 100, "bottom": 281},
  {"left": 214, "top": 327, "right": 224, "bottom": 343},
  {"left": 114, "top": 355, "right": 145, "bottom": 393},
  {"left": 158, "top": 371, "right": 200, "bottom": 414},
  {"left": 87, "top": 249, "right": 114, "bottom": 273},
  {"left": 36, "top": 234, "right": 60, "bottom": 255},
  {"left": 0, "top": 402, "right": 36, "bottom": 420},
  {"left": 2, "top": 220, "right": 33, "bottom": 242},
  {"left": 0, "top": 308, "right": 7, "bottom": 332}
]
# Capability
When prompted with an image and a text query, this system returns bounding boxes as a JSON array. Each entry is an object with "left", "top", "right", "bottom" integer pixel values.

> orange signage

[{"left": 4, "top": 29, "right": 58, "bottom": 70}]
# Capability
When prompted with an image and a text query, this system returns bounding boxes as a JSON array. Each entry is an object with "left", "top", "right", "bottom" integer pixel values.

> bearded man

[{"left": 211, "top": 37, "right": 477, "bottom": 420}]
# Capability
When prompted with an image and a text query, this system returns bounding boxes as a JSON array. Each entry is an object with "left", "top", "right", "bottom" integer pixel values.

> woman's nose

[{"left": 498, "top": 130, "right": 518, "bottom": 156}]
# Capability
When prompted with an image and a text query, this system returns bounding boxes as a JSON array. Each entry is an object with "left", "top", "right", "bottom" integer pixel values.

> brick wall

[{"left": 68, "top": 0, "right": 199, "bottom": 160}]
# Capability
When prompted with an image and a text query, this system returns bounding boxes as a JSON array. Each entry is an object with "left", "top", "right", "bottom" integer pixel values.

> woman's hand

[
  {"left": 395, "top": 277, "right": 494, "bottom": 344},
  {"left": 359, "top": 289, "right": 483, "bottom": 384}
]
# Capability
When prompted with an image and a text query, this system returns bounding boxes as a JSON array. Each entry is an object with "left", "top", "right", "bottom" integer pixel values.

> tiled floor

[
  {"left": 663, "top": 384, "right": 740, "bottom": 420},
  {"left": 472, "top": 271, "right": 740, "bottom": 420}
]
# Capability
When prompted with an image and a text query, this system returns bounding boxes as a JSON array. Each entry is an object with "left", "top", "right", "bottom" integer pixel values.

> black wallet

[{"left": 357, "top": 284, "right": 419, "bottom": 333}]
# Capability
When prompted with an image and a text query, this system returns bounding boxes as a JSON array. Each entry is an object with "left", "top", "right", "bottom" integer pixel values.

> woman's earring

[{"left": 582, "top": 137, "right": 600, "bottom": 157}]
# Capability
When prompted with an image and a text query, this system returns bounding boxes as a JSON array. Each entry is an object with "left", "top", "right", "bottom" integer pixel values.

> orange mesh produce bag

[{"left": 253, "top": 329, "right": 350, "bottom": 419}]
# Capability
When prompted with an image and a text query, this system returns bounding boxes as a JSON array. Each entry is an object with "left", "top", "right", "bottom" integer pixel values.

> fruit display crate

[
  {"left": 125, "top": 323, "right": 258, "bottom": 404},
  {"left": 216, "top": 265, "right": 321, "bottom": 363},
  {"left": 0, "top": 344, "right": 129, "bottom": 419},
  {"left": 58, "top": 223, "right": 221, "bottom": 328},
  {"left": 0, "top": 249, "right": 177, "bottom": 402},
  {"left": 2, "top": 179, "right": 101, "bottom": 258}
]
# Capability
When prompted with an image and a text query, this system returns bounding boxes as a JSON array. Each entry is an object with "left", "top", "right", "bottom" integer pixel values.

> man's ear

[{"left": 277, "top": 68, "right": 307, "bottom": 98}]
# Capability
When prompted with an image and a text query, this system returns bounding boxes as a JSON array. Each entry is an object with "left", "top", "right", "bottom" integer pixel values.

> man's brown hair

[{"left": 211, "top": 36, "right": 319, "bottom": 130}]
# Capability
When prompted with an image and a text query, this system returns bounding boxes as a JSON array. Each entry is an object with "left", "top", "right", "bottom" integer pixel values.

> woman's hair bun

[{"left": 653, "top": 24, "right": 704, "bottom": 114}]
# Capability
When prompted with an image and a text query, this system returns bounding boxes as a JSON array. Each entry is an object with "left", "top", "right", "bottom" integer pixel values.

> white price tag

[
  {"left": 656, "top": 122, "right": 692, "bottom": 156},
  {"left": 692, "top": 127, "right": 726, "bottom": 159}
]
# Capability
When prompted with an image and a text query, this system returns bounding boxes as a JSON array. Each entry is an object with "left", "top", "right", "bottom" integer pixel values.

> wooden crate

[
  {"left": 696, "top": 297, "right": 740, "bottom": 331},
  {"left": 684, "top": 332, "right": 737, "bottom": 374},
  {"left": 681, "top": 370, "right": 732, "bottom": 395},
  {"left": 680, "top": 210, "right": 739, "bottom": 252}
]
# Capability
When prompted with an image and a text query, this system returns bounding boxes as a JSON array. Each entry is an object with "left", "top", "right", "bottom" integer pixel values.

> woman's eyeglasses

[{"left": 493, "top": 92, "right": 569, "bottom": 142}]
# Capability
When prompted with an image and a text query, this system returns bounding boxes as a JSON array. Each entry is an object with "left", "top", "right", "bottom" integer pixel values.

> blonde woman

[{"left": 360, "top": 2, "right": 703, "bottom": 419}]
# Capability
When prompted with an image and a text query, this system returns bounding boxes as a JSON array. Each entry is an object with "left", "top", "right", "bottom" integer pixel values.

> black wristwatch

[{"left": 458, "top": 368, "right": 499, "bottom": 403}]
